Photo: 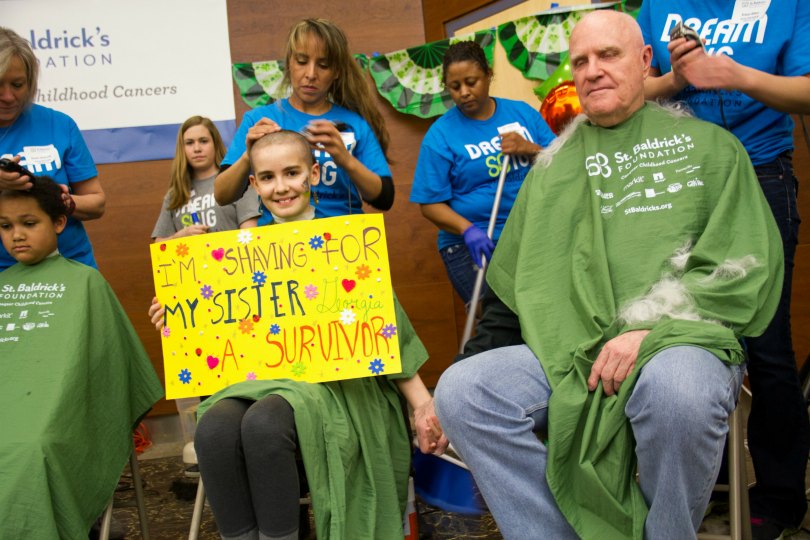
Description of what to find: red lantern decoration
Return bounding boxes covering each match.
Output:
[540,80,582,135]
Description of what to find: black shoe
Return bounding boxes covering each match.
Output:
[750,516,800,540]
[89,514,126,540]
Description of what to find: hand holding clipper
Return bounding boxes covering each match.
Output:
[669,22,705,51]
[0,157,35,191]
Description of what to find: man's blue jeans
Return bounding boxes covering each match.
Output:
[435,344,744,540]
[746,153,809,525]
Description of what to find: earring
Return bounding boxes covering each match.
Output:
[312,189,319,205]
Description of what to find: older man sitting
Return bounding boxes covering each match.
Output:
[423,9,783,540]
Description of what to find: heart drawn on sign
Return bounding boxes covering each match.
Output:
[211,248,225,261]
[341,279,356,292]
[160,244,167,251]
[324,232,332,240]
[207,355,219,369]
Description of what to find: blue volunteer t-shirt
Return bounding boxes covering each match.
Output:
[0,105,98,270]
[410,97,555,250]
[638,0,810,164]
[222,98,391,224]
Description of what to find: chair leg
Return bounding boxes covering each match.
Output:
[740,465,751,540]
[189,478,206,540]
[129,447,150,540]
[698,404,751,540]
[100,499,114,540]
[727,408,752,540]
[183,465,310,538]
[728,407,742,540]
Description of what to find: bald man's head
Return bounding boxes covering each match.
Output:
[569,10,652,127]
[572,11,645,52]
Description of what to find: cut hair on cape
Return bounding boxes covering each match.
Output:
[619,243,759,327]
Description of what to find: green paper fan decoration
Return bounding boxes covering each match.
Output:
[497,1,631,82]
[369,29,496,118]
[232,60,288,108]
[498,7,592,81]
[231,55,367,109]
[354,53,369,71]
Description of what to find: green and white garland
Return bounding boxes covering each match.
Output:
[231,1,640,117]
[368,30,495,119]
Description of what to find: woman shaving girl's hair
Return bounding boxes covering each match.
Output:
[214,18,394,220]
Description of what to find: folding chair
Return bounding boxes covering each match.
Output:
[698,404,752,540]
[99,444,150,540]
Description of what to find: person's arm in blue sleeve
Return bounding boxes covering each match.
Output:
[644,2,810,111]
[215,117,280,205]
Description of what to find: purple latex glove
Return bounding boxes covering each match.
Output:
[462,224,495,268]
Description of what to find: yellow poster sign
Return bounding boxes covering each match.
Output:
[150,214,402,399]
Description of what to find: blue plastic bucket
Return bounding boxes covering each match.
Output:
[412,450,486,515]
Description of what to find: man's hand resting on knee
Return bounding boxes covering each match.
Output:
[588,330,651,396]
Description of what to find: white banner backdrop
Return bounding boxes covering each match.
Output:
[4,0,237,163]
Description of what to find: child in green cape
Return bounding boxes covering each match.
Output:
[0,177,162,538]
[150,130,445,540]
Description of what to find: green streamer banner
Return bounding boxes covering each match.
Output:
[229,2,640,116]
[367,29,495,119]
[231,55,369,108]
[232,60,286,109]
[497,6,594,82]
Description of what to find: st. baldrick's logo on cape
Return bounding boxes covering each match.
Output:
[150,215,402,399]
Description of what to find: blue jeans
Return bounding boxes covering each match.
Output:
[746,153,810,525]
[435,344,744,540]
[440,243,486,306]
